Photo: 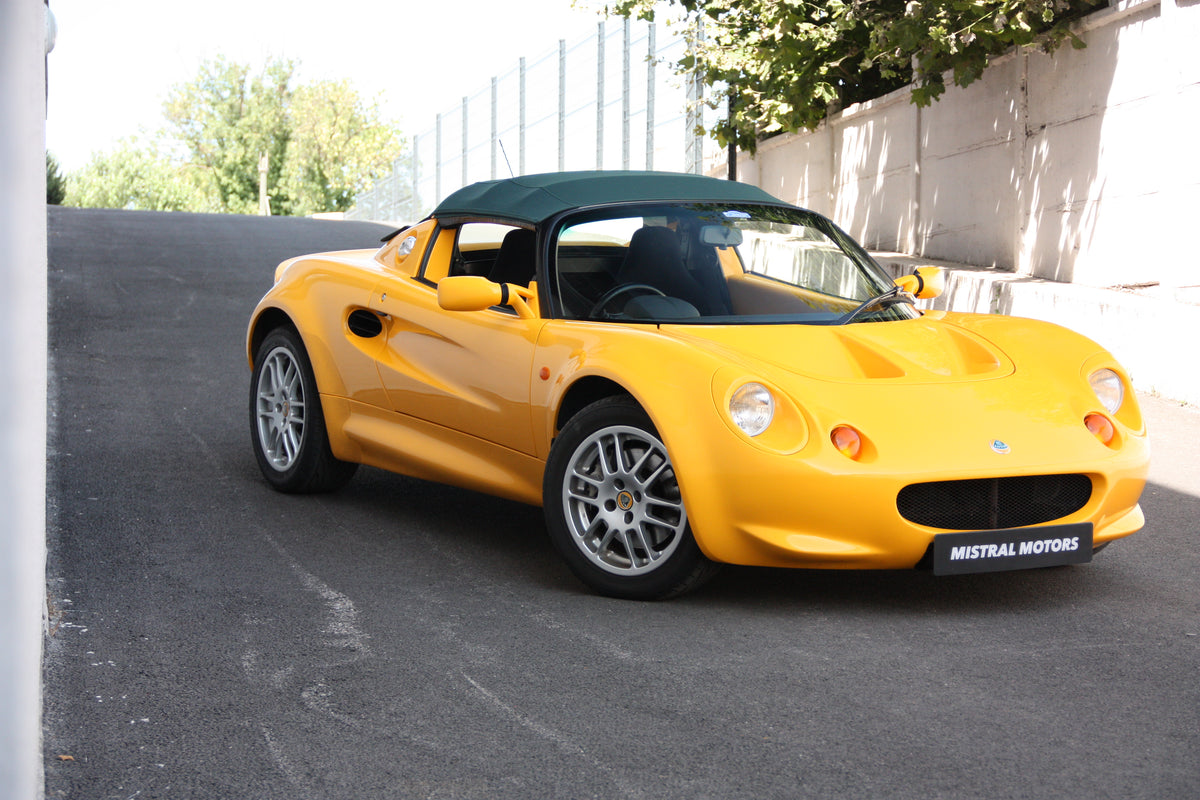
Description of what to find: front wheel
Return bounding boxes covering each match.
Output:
[249,326,357,493]
[543,396,719,599]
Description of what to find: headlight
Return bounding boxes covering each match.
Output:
[729,382,774,436]
[1089,368,1124,414]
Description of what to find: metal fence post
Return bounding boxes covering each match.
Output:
[393,158,403,220]
[596,21,605,170]
[685,17,705,174]
[435,113,442,204]
[461,96,469,188]
[490,77,498,180]
[410,134,420,220]
[558,39,566,172]
[646,23,656,171]
[622,18,631,170]
[519,56,527,176]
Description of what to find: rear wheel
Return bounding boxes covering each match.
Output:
[250,327,357,493]
[543,396,718,599]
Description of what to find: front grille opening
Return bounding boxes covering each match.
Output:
[897,474,1092,530]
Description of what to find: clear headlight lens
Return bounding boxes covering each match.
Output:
[729,382,774,436]
[1089,368,1124,414]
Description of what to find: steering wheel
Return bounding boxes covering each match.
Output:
[587,283,666,319]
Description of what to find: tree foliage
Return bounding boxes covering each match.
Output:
[164,57,295,215]
[47,152,67,205]
[68,57,405,216]
[64,137,216,212]
[283,80,403,216]
[608,0,1105,152]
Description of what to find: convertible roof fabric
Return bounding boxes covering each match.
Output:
[431,171,785,225]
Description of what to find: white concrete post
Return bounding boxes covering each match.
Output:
[0,0,50,797]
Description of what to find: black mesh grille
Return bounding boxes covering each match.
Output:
[897,474,1092,530]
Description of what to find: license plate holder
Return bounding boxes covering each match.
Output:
[933,523,1094,576]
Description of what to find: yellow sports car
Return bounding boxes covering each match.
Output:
[247,171,1148,599]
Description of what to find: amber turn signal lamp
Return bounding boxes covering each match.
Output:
[831,426,863,460]
[1085,413,1115,445]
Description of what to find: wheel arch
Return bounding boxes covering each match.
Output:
[247,306,298,368]
[554,376,635,436]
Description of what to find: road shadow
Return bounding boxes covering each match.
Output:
[265,456,1190,615]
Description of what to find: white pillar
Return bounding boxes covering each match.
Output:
[0,0,50,796]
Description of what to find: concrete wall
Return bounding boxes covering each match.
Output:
[734,0,1200,292]
[874,253,1200,406]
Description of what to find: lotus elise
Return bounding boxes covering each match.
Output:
[247,171,1148,599]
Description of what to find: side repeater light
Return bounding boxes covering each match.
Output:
[831,425,863,460]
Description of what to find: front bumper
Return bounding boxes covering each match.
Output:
[671,400,1149,571]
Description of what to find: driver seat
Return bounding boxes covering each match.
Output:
[616,226,713,314]
[488,228,537,287]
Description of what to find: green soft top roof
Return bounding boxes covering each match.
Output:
[431,171,786,225]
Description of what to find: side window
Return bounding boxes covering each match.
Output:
[420,222,519,285]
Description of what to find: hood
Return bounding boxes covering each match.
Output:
[662,316,1015,383]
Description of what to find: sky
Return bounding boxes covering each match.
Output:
[46,0,611,172]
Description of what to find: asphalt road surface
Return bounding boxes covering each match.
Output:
[43,207,1199,799]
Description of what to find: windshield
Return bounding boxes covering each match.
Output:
[550,203,919,325]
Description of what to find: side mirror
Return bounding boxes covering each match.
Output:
[894,266,944,300]
[438,275,536,319]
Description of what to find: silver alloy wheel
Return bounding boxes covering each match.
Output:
[561,424,687,576]
[254,345,306,471]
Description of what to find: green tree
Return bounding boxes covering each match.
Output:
[164,57,294,215]
[282,80,404,216]
[162,57,405,216]
[610,0,1104,153]
[64,137,217,212]
[46,152,67,205]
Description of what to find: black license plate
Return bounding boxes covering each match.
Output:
[933,523,1094,575]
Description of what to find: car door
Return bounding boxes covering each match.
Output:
[370,222,545,456]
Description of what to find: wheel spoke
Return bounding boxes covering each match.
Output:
[269,354,287,394]
[644,495,684,519]
[615,529,639,567]
[283,364,301,400]
[568,462,604,495]
[283,425,300,463]
[626,441,657,477]
[628,526,658,567]
[264,427,283,460]
[596,434,620,477]
[634,455,670,493]
[594,525,617,556]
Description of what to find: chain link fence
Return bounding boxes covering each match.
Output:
[347,16,724,223]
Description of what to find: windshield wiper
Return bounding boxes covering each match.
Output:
[836,285,915,325]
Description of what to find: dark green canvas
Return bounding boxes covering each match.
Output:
[432,171,783,225]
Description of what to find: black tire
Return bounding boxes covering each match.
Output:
[543,396,719,599]
[249,326,357,493]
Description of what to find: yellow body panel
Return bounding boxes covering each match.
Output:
[248,216,1148,573]
[526,316,1148,568]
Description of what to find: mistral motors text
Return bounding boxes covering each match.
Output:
[950,536,1082,562]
